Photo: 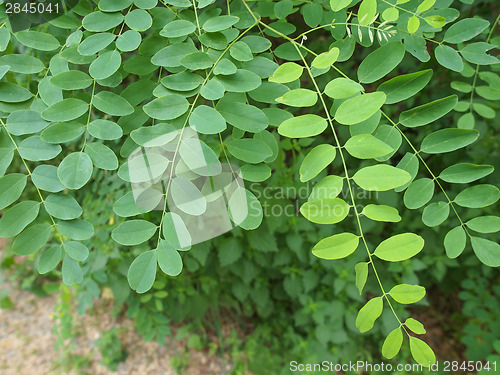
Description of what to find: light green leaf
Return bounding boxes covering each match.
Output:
[407,16,420,34]
[454,184,500,208]
[228,188,263,230]
[424,15,445,28]
[353,165,410,191]
[356,296,383,333]
[308,175,343,202]
[377,70,432,104]
[335,92,386,125]
[162,212,191,251]
[269,62,303,83]
[299,144,336,182]
[422,201,449,227]
[58,152,93,190]
[44,194,82,220]
[355,262,369,294]
[330,0,352,12]
[0,173,27,210]
[358,42,405,83]
[41,98,89,122]
[300,198,350,224]
[345,134,393,159]
[179,138,221,176]
[405,318,426,334]
[12,223,51,256]
[444,225,466,259]
[276,89,317,107]
[404,178,434,209]
[471,237,500,267]
[0,201,40,238]
[409,337,436,367]
[312,48,339,69]
[374,233,424,262]
[439,163,493,183]
[362,204,401,222]
[38,245,63,274]
[278,114,327,138]
[389,284,426,304]
[399,95,457,127]
[112,220,157,246]
[466,216,500,234]
[143,94,189,120]
[128,250,157,293]
[324,78,363,99]
[312,233,359,260]
[157,240,183,276]
[421,128,478,154]
[382,328,403,359]
[358,0,377,26]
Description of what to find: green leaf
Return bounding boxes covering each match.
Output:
[82,11,124,32]
[78,32,116,55]
[116,30,141,52]
[335,92,387,125]
[0,201,40,238]
[353,165,410,191]
[216,102,268,133]
[444,225,466,259]
[405,318,426,334]
[157,240,183,276]
[50,71,93,90]
[330,0,352,12]
[143,94,189,120]
[356,296,383,333]
[161,19,196,37]
[362,204,401,222]
[444,18,490,44]
[128,250,157,293]
[454,184,500,208]
[300,198,350,224]
[389,284,426,304]
[152,43,198,68]
[276,89,317,107]
[88,119,123,140]
[113,191,148,218]
[358,0,377,26]
[37,245,63,274]
[439,163,493,183]
[44,194,82,220]
[200,79,225,100]
[202,15,239,32]
[471,237,500,267]
[435,45,463,72]
[278,114,327,138]
[358,42,406,83]
[409,337,436,366]
[57,219,94,240]
[466,216,500,234]
[230,41,253,62]
[162,212,191,251]
[58,152,94,190]
[403,178,434,209]
[63,241,89,262]
[382,7,399,22]
[15,31,59,51]
[89,50,121,80]
[18,139,57,167]
[240,164,271,182]
[324,78,363,100]
[0,55,44,74]
[124,9,152,31]
[269,62,303,83]
[0,173,27,210]
[6,110,49,136]
[61,256,83,285]
[460,42,499,65]
[85,142,119,170]
[345,134,393,159]
[308,175,343,202]
[399,95,457,127]
[299,144,336,182]
[180,51,213,70]
[424,15,445,28]
[162,71,203,91]
[226,139,272,164]
[215,69,261,93]
[421,128,478,154]
[377,70,432,104]
[312,233,359,260]
[0,82,33,102]
[311,48,339,69]
[228,188,263,230]
[355,262,369,294]
[112,220,157,246]
[422,201,449,227]
[41,98,89,122]
[31,165,65,193]
[12,224,51,255]
[100,0,133,11]
[41,122,85,144]
[93,92,134,116]
[374,233,424,262]
[382,328,403,359]
[179,138,221,176]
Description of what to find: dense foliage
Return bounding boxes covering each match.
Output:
[0,0,499,373]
